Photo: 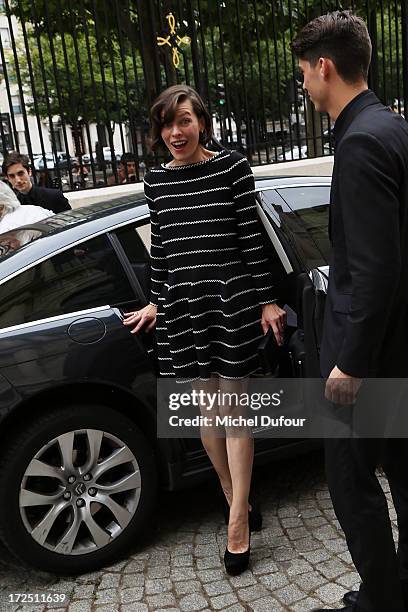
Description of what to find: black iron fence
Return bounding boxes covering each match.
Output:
[0,0,406,190]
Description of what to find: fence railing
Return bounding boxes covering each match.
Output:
[0,0,405,191]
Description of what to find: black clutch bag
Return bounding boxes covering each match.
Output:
[258,328,280,374]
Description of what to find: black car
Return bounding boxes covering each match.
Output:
[0,176,331,574]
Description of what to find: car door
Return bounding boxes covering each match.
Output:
[109,218,158,366]
[0,231,155,396]
[270,183,331,376]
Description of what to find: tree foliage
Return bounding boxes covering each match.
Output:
[6,0,404,148]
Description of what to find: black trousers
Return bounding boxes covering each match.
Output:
[324,437,408,612]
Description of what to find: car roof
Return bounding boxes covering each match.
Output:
[254,175,331,189]
[0,175,331,282]
[0,194,148,282]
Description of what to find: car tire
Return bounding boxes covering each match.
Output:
[0,404,157,574]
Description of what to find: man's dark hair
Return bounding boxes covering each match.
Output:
[2,151,30,175]
[120,152,138,165]
[291,11,372,83]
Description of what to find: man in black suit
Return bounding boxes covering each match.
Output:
[2,152,71,214]
[292,11,408,612]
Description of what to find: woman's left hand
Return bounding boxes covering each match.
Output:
[261,303,287,346]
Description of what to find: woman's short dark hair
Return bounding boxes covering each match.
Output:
[291,11,372,84]
[149,85,212,152]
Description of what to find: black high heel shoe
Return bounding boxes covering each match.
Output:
[221,497,262,532]
[224,533,251,575]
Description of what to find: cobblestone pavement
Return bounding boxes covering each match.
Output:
[0,450,397,612]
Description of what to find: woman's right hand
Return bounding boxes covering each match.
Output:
[122,304,157,334]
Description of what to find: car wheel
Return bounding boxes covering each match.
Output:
[0,404,157,574]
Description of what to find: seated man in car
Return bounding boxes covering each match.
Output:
[2,151,71,214]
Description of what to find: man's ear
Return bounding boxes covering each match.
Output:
[28,167,32,176]
[320,57,335,80]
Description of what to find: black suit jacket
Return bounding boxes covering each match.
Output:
[320,90,408,378]
[17,184,71,214]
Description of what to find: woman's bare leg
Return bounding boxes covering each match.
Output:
[192,377,233,504]
[219,378,253,553]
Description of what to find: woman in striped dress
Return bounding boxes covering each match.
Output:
[124,85,286,574]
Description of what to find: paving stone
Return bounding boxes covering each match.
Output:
[121,574,145,588]
[316,490,331,499]
[300,549,331,564]
[123,561,146,574]
[93,606,119,612]
[304,516,328,528]
[237,584,270,602]
[223,606,246,612]
[148,552,171,566]
[259,572,289,591]
[248,596,284,611]
[293,537,321,553]
[338,550,353,564]
[197,569,225,583]
[209,593,238,609]
[324,538,348,553]
[202,580,232,597]
[119,587,144,604]
[68,604,93,612]
[250,557,278,575]
[98,574,121,589]
[317,558,349,580]
[313,525,339,541]
[298,508,322,519]
[174,580,202,596]
[103,559,127,572]
[121,604,148,612]
[72,584,95,600]
[145,578,172,595]
[94,589,120,604]
[145,565,171,579]
[281,517,303,528]
[194,544,220,557]
[277,505,299,518]
[173,555,194,567]
[195,556,222,570]
[286,558,313,576]
[146,593,177,608]
[228,572,258,588]
[272,546,298,561]
[179,593,209,611]
[171,568,197,581]
[273,584,305,605]
[292,570,328,592]
[172,544,194,556]
[318,498,334,509]
[291,597,324,611]
[315,582,348,605]
[336,572,361,589]
[195,533,218,545]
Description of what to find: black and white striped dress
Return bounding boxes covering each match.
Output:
[144,149,276,380]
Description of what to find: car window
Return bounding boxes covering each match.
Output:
[275,186,331,270]
[277,186,330,211]
[0,234,136,329]
[113,222,151,297]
